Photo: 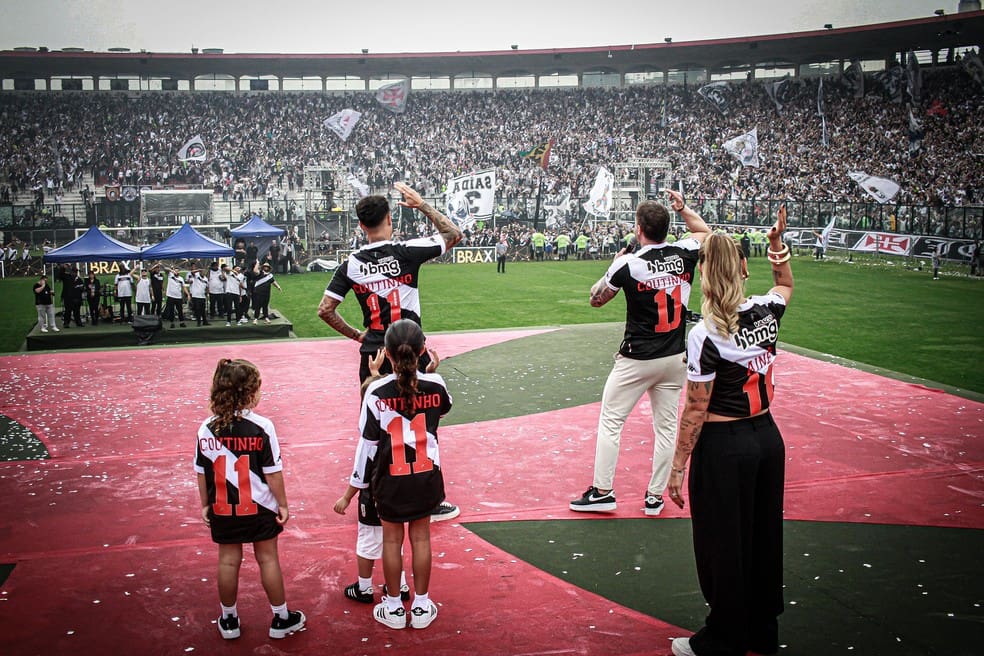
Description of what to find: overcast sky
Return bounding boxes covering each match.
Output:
[0,0,961,54]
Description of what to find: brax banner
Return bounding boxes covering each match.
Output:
[451,247,496,264]
[445,168,496,231]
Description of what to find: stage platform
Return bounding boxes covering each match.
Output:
[25,309,293,350]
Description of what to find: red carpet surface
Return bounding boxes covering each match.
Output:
[0,330,981,655]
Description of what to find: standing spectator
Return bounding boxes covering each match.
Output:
[666,206,792,656]
[115,266,136,323]
[268,239,281,274]
[135,269,153,315]
[570,190,710,516]
[187,266,210,326]
[149,264,164,316]
[195,358,306,641]
[85,270,102,325]
[60,265,85,328]
[207,261,226,319]
[221,263,243,326]
[932,246,942,280]
[33,274,59,333]
[163,266,189,328]
[496,235,508,274]
[250,262,281,325]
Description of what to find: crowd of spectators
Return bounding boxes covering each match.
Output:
[0,64,980,220]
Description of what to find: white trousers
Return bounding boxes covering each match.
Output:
[592,352,686,496]
[35,304,56,329]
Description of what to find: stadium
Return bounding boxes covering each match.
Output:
[0,3,982,655]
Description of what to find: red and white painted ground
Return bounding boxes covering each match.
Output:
[0,330,981,655]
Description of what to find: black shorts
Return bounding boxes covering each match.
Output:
[209,509,283,544]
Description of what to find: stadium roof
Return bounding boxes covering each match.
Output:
[1,12,982,81]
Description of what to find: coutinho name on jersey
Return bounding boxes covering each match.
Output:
[376,393,444,413]
[199,436,265,452]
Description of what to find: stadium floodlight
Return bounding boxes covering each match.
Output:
[934,8,945,15]
[824,23,833,29]
[361,48,369,54]
[664,37,672,43]
[511,44,518,50]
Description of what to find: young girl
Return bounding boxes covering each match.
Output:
[195,358,305,640]
[351,320,452,630]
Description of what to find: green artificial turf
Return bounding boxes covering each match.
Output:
[0,415,48,461]
[466,518,984,656]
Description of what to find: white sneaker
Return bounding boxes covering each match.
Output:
[52,326,60,332]
[409,600,438,629]
[226,322,231,327]
[41,327,48,333]
[373,602,407,629]
[671,637,697,656]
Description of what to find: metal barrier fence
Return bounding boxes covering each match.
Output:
[1,197,981,248]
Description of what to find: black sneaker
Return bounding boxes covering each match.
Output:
[430,501,460,523]
[217,614,240,640]
[644,493,664,516]
[269,609,305,639]
[383,583,411,601]
[343,582,374,603]
[570,486,616,512]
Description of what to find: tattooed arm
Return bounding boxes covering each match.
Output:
[589,277,618,307]
[317,294,364,342]
[666,379,713,509]
[395,181,463,250]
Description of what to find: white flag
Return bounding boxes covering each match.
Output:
[376,79,410,114]
[582,167,615,218]
[444,169,496,231]
[819,215,836,249]
[849,171,900,204]
[323,109,362,142]
[177,135,207,162]
[345,173,370,199]
[722,128,760,168]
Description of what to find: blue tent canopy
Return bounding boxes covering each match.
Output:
[42,226,141,263]
[141,223,234,260]
[230,215,285,238]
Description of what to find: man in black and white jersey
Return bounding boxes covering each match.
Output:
[318,182,463,522]
[571,189,710,516]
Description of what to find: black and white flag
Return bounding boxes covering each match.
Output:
[177,135,207,162]
[765,76,801,115]
[906,52,922,105]
[818,77,829,148]
[842,58,865,99]
[698,82,732,115]
[873,64,905,103]
[323,109,362,142]
[908,108,924,158]
[445,169,496,230]
[960,51,984,90]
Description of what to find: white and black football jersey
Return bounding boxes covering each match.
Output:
[325,236,445,353]
[352,372,452,522]
[686,292,787,417]
[194,410,283,520]
[603,239,701,359]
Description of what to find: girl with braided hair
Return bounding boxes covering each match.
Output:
[350,320,452,630]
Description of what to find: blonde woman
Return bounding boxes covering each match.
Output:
[668,206,792,656]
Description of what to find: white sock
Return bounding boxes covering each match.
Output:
[358,576,373,593]
[384,595,402,612]
[220,603,237,618]
[412,592,429,609]
[271,602,288,619]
